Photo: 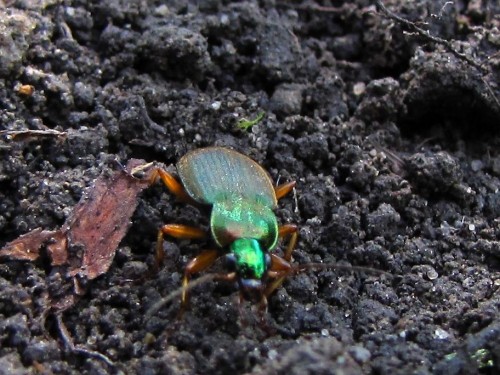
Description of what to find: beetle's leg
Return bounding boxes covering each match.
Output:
[156,224,207,268]
[264,254,292,297]
[160,224,206,239]
[182,249,221,307]
[278,224,298,261]
[150,168,198,205]
[258,295,268,316]
[268,253,292,273]
[275,181,296,200]
[213,272,237,283]
[264,224,298,297]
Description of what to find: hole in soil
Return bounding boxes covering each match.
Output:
[399,86,500,154]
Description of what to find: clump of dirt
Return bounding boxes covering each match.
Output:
[0,1,499,374]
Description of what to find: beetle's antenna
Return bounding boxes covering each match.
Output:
[289,262,393,278]
[145,273,217,321]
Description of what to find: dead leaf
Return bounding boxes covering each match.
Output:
[0,228,56,261]
[65,159,153,280]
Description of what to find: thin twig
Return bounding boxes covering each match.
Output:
[375,0,487,73]
[56,314,117,369]
[293,262,393,278]
[0,129,67,141]
[482,77,500,109]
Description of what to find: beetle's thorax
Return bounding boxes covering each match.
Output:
[210,195,278,250]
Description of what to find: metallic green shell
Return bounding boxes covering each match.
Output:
[176,147,277,208]
[210,197,278,249]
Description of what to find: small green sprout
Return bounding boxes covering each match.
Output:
[444,349,494,369]
[237,111,265,130]
[471,348,494,369]
[444,352,457,361]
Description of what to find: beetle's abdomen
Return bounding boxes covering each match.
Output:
[210,197,278,250]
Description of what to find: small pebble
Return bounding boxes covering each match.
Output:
[434,328,450,340]
[349,346,371,363]
[427,268,439,280]
[471,160,483,172]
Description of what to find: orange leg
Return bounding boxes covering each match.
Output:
[278,224,298,260]
[182,249,221,306]
[264,255,292,297]
[264,224,298,297]
[156,224,207,268]
[268,254,292,274]
[150,168,198,205]
[275,181,296,200]
[160,224,206,239]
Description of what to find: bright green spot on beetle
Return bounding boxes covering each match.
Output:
[231,238,267,279]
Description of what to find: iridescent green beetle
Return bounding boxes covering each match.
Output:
[151,147,298,309]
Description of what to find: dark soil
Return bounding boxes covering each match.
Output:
[1,1,499,374]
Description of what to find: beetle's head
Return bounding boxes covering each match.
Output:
[227,238,271,303]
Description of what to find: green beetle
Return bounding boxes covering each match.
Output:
[151,147,298,308]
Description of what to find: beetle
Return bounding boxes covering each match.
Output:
[150,147,298,310]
